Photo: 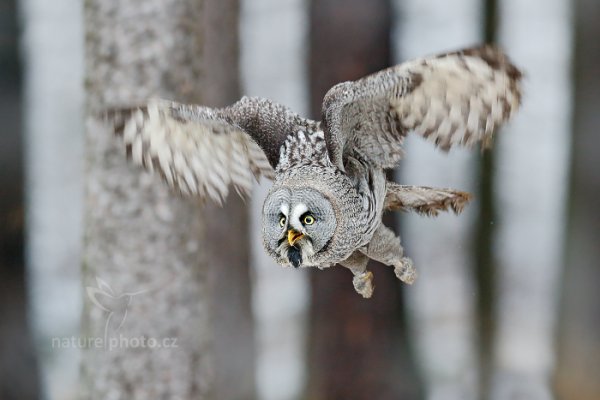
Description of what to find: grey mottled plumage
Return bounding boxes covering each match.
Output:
[106,45,522,298]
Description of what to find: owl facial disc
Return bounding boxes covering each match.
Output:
[262,186,337,268]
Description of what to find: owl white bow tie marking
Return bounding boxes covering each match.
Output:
[105,45,522,298]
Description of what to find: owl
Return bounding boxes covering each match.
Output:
[106,45,522,298]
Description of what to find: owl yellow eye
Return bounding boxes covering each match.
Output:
[279,216,286,227]
[303,214,315,225]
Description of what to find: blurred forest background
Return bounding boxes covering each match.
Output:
[0,0,599,399]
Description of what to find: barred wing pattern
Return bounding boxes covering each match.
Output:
[322,45,523,170]
[107,98,277,203]
[384,182,471,216]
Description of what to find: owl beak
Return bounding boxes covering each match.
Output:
[287,229,304,247]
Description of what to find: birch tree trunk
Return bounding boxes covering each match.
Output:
[240,1,310,399]
[20,0,83,398]
[81,1,213,398]
[492,1,573,398]
[392,1,482,399]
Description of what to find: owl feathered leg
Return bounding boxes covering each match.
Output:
[362,224,417,285]
[339,251,374,298]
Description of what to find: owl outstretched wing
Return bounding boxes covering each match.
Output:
[384,182,471,216]
[321,45,523,170]
[105,96,317,203]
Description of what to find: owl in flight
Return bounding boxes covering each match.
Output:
[107,45,522,298]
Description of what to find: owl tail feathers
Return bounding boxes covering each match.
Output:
[384,182,471,217]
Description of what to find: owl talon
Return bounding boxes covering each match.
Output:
[352,271,374,298]
[394,257,417,284]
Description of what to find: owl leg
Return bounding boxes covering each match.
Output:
[363,224,417,285]
[339,251,374,298]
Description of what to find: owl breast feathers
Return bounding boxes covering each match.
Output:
[105,45,522,298]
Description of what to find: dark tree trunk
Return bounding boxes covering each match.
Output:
[557,0,600,399]
[307,1,419,398]
[203,0,256,398]
[1,1,41,399]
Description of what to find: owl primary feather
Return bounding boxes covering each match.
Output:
[106,45,522,298]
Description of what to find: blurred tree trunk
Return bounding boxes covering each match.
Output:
[557,1,600,399]
[492,0,573,399]
[392,1,482,399]
[20,0,83,398]
[1,1,41,399]
[307,1,419,399]
[81,0,214,398]
[202,0,256,399]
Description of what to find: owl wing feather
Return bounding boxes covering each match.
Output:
[322,45,523,170]
[106,97,316,203]
[384,182,471,216]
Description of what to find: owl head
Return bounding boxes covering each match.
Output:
[262,185,337,268]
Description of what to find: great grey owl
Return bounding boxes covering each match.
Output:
[106,45,522,298]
